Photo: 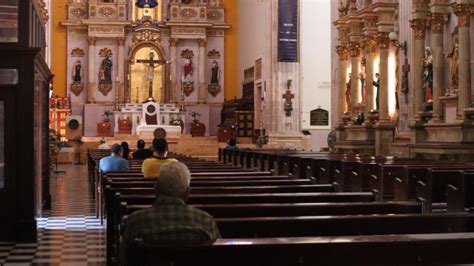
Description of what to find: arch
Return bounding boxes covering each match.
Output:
[126,38,170,103]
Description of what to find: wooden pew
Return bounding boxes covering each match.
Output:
[127,232,474,265]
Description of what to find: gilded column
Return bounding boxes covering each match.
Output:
[376,32,390,122]
[198,38,207,104]
[429,13,446,122]
[116,37,125,103]
[87,36,96,103]
[453,4,471,119]
[348,41,361,117]
[410,19,427,120]
[169,38,178,103]
[336,45,349,123]
[363,35,377,116]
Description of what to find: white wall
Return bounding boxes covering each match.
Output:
[237,0,267,97]
[300,0,332,150]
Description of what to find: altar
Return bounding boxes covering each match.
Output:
[114,101,185,138]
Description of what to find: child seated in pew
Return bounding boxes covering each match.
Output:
[121,162,221,262]
[99,144,130,173]
[142,139,177,179]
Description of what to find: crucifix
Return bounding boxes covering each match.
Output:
[136,51,171,102]
[283,79,294,117]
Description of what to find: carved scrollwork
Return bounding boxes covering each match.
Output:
[336,45,348,61]
[180,8,198,19]
[99,48,113,57]
[376,32,390,50]
[70,8,86,19]
[348,42,361,57]
[131,30,162,48]
[429,13,448,34]
[362,35,377,54]
[207,49,221,59]
[71,48,85,57]
[98,7,115,18]
[180,49,194,59]
[453,4,471,27]
[410,19,427,40]
[207,10,223,21]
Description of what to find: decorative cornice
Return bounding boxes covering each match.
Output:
[99,47,113,57]
[362,35,377,54]
[336,45,349,61]
[116,37,125,46]
[87,36,97,45]
[70,48,85,57]
[453,4,471,27]
[197,38,207,47]
[376,32,390,50]
[428,13,448,34]
[169,38,178,47]
[348,41,361,57]
[180,49,194,59]
[410,19,427,40]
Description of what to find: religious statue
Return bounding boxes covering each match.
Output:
[373,73,380,110]
[182,58,193,83]
[210,60,219,85]
[338,0,349,17]
[98,56,113,96]
[208,60,221,97]
[447,28,459,96]
[181,57,194,96]
[423,47,433,102]
[345,73,351,113]
[100,56,113,84]
[137,50,170,102]
[135,0,158,8]
[72,60,82,83]
[70,60,84,96]
[359,58,366,103]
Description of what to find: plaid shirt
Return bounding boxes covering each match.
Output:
[122,196,221,245]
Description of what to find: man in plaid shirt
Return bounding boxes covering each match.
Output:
[121,161,221,252]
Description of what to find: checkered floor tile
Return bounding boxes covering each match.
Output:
[0,164,106,265]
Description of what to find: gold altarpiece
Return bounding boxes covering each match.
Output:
[127,17,169,103]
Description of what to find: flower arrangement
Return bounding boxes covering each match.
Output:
[102,110,113,123]
[190,111,201,123]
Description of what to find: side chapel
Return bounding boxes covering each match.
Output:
[62,0,229,136]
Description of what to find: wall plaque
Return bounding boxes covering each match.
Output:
[310,108,329,126]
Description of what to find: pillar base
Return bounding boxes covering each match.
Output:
[424,121,474,143]
[267,133,305,149]
[374,121,395,156]
[409,120,428,144]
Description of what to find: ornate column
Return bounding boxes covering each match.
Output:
[169,38,178,103]
[197,38,207,104]
[87,36,96,103]
[116,37,125,103]
[376,32,390,121]
[363,35,377,115]
[429,13,447,122]
[409,19,427,120]
[453,4,471,120]
[348,41,361,117]
[336,45,349,122]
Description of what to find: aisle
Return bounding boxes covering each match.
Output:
[0,164,106,265]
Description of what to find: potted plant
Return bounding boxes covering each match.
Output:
[190,111,205,137]
[97,110,113,137]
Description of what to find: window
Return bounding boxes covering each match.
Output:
[0,0,18,43]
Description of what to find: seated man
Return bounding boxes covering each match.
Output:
[142,139,177,179]
[121,161,221,255]
[132,139,153,159]
[99,144,130,173]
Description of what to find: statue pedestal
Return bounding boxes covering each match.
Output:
[440,95,458,123]
[373,121,395,156]
[409,120,474,161]
[334,124,375,155]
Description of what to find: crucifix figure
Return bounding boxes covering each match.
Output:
[136,51,170,102]
[283,79,294,117]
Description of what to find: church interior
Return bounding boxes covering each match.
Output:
[1,0,474,265]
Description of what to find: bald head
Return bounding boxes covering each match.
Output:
[155,161,191,201]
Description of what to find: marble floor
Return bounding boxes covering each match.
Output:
[0,164,106,265]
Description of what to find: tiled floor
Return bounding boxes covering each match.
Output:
[0,164,106,266]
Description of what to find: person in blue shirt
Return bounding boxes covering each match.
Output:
[99,143,130,173]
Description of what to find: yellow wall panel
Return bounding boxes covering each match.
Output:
[222,0,238,101]
[50,1,68,97]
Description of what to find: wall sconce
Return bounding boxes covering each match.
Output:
[389,32,407,56]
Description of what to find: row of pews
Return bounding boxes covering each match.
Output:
[87,148,474,265]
